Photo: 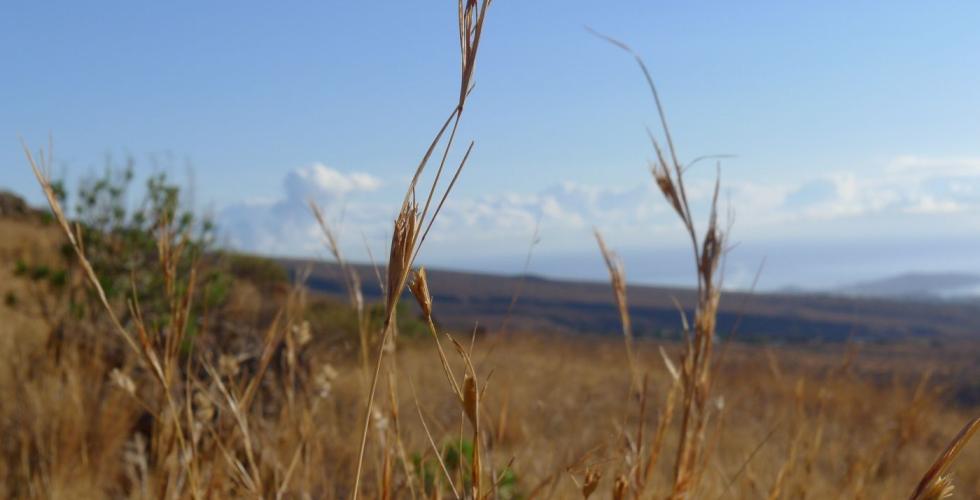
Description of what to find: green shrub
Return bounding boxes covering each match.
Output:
[20,161,233,348]
[222,252,288,288]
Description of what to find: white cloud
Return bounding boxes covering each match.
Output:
[714,155,980,229]
[903,196,965,215]
[218,155,980,267]
[219,163,388,257]
[886,155,980,177]
[285,163,381,199]
[425,181,676,252]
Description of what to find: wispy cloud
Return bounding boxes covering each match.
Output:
[430,182,669,241]
[773,156,980,221]
[218,155,980,271]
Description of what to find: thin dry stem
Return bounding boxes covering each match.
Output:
[910,416,980,500]
[350,3,493,496]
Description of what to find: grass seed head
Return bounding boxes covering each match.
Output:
[293,320,312,347]
[218,354,240,378]
[193,390,215,423]
[463,374,478,427]
[651,164,684,218]
[916,474,954,500]
[612,474,628,500]
[109,368,136,396]
[911,416,980,500]
[386,201,420,317]
[582,468,602,498]
[314,364,339,399]
[409,267,433,318]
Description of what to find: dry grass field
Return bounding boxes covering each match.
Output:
[3,2,979,499]
[1,286,978,498]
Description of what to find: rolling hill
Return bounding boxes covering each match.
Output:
[836,272,980,299]
[279,258,980,343]
[4,187,978,345]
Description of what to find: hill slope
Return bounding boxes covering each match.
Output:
[837,272,980,299]
[4,186,977,344]
[280,258,980,342]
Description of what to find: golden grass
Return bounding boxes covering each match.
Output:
[5,2,979,498]
[0,218,63,350]
[3,318,979,498]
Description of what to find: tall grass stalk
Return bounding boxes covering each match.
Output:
[592,31,729,498]
[350,1,494,497]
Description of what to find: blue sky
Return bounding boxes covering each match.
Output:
[4,1,980,290]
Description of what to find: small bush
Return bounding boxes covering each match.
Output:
[223,252,288,288]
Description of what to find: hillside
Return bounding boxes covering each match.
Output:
[4,185,978,345]
[837,272,980,299]
[279,257,980,342]
[0,191,66,348]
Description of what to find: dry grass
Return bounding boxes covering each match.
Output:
[4,2,979,499]
[2,314,978,498]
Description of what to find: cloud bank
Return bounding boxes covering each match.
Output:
[218,156,980,287]
[220,163,388,257]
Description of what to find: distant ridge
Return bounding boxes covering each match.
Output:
[836,272,980,300]
[278,258,980,342]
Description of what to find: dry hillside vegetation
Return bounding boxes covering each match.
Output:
[3,2,979,499]
[0,200,67,351]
